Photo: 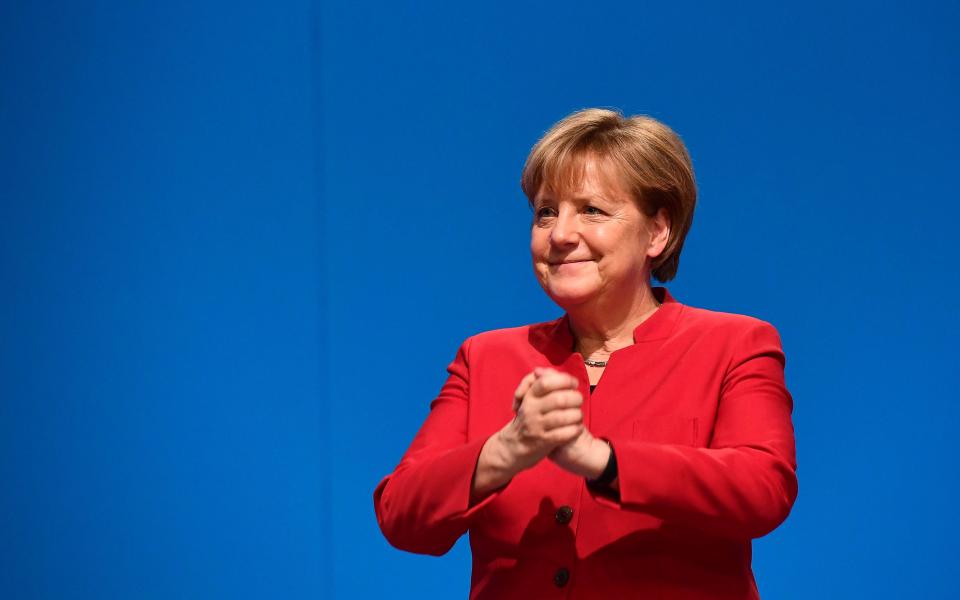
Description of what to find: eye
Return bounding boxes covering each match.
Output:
[535,206,557,220]
[583,205,605,216]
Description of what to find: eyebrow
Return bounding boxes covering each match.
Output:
[574,194,613,203]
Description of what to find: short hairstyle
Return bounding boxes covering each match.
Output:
[521,108,697,283]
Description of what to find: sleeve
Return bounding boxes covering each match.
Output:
[372,336,505,555]
[589,320,799,540]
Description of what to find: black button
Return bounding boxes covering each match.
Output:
[555,505,574,525]
[553,567,570,588]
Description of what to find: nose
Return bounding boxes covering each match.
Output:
[549,207,580,247]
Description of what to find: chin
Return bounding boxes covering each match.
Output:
[543,283,599,307]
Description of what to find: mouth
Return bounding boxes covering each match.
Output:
[548,258,593,266]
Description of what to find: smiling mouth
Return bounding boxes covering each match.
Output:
[548,259,593,266]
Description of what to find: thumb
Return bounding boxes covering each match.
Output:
[512,370,541,412]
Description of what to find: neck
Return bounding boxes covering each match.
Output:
[566,282,661,361]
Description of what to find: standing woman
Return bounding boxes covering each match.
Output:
[374,108,798,599]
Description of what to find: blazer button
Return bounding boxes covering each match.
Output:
[553,567,570,588]
[555,505,574,525]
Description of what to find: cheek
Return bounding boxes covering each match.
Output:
[530,230,549,255]
[529,234,545,274]
[593,226,631,256]
[596,226,648,267]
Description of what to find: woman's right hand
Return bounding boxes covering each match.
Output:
[497,368,585,472]
[471,368,583,503]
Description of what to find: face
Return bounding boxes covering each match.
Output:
[530,156,669,308]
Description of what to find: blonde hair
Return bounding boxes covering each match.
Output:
[521,108,697,282]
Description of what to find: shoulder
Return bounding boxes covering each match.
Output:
[675,303,785,352]
[679,303,779,335]
[452,316,564,362]
[461,318,560,349]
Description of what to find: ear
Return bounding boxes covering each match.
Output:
[646,207,671,258]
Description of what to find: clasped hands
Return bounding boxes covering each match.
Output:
[496,367,610,480]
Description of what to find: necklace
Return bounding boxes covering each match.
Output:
[581,299,662,369]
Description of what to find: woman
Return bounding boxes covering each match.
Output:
[373,108,798,599]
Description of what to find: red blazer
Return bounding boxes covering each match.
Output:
[374,287,798,599]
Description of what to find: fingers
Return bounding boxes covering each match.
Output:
[512,372,539,411]
[530,369,579,397]
[514,367,577,408]
[544,423,584,445]
[499,369,589,471]
[541,408,583,430]
[537,389,583,413]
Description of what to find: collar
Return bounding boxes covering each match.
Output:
[528,287,684,366]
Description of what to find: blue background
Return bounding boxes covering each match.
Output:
[3,1,958,598]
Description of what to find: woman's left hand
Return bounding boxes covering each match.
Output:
[549,427,610,479]
[517,368,612,479]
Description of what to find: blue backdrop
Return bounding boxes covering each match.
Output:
[3,1,958,598]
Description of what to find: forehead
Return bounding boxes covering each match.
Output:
[535,152,631,201]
